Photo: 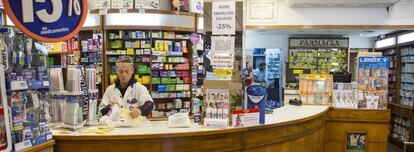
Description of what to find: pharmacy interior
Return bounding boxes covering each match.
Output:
[244,0,414,151]
[0,0,412,152]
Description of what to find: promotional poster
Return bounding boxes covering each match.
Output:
[246,85,266,124]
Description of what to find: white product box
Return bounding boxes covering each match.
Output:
[203,118,228,129]
[112,0,134,9]
[135,0,160,9]
[95,0,111,9]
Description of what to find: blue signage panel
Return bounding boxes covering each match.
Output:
[3,0,88,42]
[246,85,266,124]
[358,57,390,69]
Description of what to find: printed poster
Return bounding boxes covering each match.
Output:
[211,36,234,77]
[211,36,234,54]
[212,1,236,35]
[206,89,230,109]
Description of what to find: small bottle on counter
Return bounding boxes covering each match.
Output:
[223,109,229,119]
[217,109,223,119]
[206,108,212,118]
[212,108,218,119]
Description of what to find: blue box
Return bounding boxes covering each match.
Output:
[158,85,167,92]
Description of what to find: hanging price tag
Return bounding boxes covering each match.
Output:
[212,2,235,35]
[139,9,146,14]
[120,8,128,14]
[99,9,108,15]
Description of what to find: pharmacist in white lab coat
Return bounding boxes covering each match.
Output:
[99,56,154,120]
[253,63,267,84]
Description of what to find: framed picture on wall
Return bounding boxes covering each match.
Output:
[345,131,367,152]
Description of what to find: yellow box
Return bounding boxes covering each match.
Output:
[142,76,151,84]
[127,48,134,55]
[110,75,118,85]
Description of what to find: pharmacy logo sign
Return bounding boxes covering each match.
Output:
[3,0,88,42]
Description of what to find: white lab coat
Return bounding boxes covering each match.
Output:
[253,68,266,83]
[99,83,153,118]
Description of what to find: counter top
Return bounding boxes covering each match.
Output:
[52,105,329,139]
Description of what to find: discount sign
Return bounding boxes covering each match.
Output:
[212,2,235,35]
[3,0,88,42]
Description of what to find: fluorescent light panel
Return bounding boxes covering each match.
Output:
[398,32,414,44]
[375,37,396,48]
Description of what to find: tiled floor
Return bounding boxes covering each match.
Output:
[389,142,403,152]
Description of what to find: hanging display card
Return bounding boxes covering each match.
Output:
[212,2,235,35]
[246,85,266,124]
[211,37,234,68]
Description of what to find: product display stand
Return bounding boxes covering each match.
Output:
[79,31,104,98]
[85,65,99,125]
[49,65,85,130]
[2,33,53,151]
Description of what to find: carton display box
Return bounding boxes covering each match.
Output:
[111,0,133,9]
[152,78,161,84]
[135,0,160,9]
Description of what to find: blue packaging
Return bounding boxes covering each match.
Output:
[246,85,267,124]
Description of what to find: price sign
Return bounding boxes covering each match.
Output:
[293,70,303,74]
[213,69,233,77]
[3,0,88,42]
[212,2,235,35]
[216,24,232,30]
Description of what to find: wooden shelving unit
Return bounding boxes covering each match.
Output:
[376,32,414,151]
[97,9,202,118]
[104,29,196,118]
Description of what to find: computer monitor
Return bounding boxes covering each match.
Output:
[330,72,352,83]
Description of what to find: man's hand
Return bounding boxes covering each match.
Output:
[130,108,141,119]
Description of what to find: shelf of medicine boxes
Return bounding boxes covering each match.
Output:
[379,49,399,105]
[106,31,193,89]
[375,45,414,149]
[151,39,193,118]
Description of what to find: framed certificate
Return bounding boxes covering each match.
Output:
[246,0,278,23]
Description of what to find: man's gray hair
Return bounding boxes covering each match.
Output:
[116,56,134,70]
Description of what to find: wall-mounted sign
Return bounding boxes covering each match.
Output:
[211,36,234,77]
[213,69,232,77]
[293,69,303,74]
[3,0,88,42]
[246,0,278,24]
[290,38,349,48]
[212,1,235,35]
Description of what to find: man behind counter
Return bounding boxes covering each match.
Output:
[99,56,154,119]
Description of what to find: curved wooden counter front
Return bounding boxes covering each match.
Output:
[53,106,329,152]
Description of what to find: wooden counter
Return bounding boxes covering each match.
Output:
[51,106,390,152]
[325,108,391,152]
